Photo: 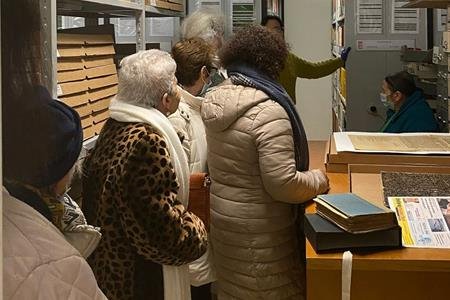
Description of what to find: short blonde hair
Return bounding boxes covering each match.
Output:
[116,50,176,108]
[180,9,225,46]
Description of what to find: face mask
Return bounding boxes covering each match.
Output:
[380,93,395,110]
[199,80,212,97]
[199,69,214,96]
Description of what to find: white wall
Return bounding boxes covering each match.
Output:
[285,0,332,140]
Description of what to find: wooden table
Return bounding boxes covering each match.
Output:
[306,141,450,300]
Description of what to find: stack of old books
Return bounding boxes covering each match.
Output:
[305,193,402,252]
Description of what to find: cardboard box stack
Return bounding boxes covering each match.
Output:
[57,33,118,140]
[146,0,184,12]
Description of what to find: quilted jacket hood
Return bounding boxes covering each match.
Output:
[201,82,270,133]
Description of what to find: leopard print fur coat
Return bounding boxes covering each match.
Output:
[82,119,208,300]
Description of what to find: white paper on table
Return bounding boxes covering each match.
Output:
[333,132,450,154]
[388,196,450,248]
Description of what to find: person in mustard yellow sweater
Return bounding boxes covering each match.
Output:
[262,15,351,103]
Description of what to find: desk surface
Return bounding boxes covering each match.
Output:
[306,141,450,272]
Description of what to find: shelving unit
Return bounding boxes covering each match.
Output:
[425,1,450,132]
[404,0,450,8]
[330,0,428,132]
[331,0,345,132]
[40,0,185,151]
[399,1,450,133]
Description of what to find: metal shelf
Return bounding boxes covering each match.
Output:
[334,86,347,108]
[58,0,143,17]
[81,135,99,158]
[403,0,450,8]
[145,5,184,18]
[43,0,186,98]
[332,15,345,26]
[332,44,342,57]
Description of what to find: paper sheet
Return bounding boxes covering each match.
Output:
[149,18,174,37]
[388,197,450,248]
[437,9,448,32]
[391,0,419,34]
[334,132,450,154]
[341,251,353,300]
[357,0,383,34]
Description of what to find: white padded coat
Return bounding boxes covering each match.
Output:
[3,188,106,300]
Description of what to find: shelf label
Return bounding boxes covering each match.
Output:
[150,0,156,6]
[356,39,415,51]
[150,18,174,37]
[357,0,383,34]
[437,9,448,32]
[391,0,419,34]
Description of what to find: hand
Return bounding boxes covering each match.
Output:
[340,47,351,65]
[311,169,330,194]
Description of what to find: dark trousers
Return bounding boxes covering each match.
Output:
[191,283,212,300]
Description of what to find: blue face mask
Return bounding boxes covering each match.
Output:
[380,93,395,110]
[199,80,212,97]
[199,68,216,96]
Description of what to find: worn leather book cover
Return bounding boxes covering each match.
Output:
[315,193,396,233]
[304,214,402,252]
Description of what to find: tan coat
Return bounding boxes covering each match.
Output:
[201,82,328,299]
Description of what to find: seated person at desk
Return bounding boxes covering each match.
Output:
[380,71,439,133]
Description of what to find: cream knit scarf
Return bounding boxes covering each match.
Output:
[109,99,191,300]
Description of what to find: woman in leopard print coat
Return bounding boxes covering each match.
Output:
[82,50,208,300]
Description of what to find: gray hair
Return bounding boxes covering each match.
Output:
[116,49,176,108]
[180,9,225,46]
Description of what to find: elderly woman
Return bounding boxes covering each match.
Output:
[169,37,216,299]
[180,9,225,54]
[170,38,215,172]
[181,9,227,92]
[3,0,105,299]
[82,50,208,300]
[201,25,329,299]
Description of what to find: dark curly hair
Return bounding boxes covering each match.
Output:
[219,25,288,79]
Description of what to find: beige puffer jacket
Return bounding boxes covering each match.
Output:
[201,82,329,299]
[169,88,216,286]
[3,188,106,300]
[169,88,208,174]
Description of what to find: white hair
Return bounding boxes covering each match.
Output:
[116,49,176,108]
[180,9,225,46]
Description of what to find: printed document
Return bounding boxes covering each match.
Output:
[388,196,450,248]
[334,132,450,154]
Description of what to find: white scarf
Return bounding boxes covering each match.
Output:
[109,99,191,300]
